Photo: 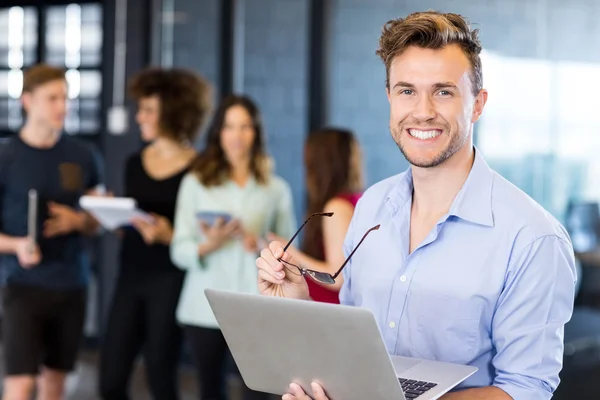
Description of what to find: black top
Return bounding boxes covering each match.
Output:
[119,152,190,278]
[0,134,103,289]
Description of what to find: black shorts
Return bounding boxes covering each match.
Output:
[2,284,87,376]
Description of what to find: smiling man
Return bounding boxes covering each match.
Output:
[256,10,577,400]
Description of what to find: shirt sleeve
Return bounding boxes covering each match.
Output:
[491,234,577,400]
[170,173,203,271]
[272,180,296,239]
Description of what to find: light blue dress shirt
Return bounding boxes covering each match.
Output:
[339,147,577,400]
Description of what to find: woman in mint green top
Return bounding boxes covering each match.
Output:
[170,95,296,400]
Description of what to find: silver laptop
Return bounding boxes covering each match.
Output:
[205,289,477,400]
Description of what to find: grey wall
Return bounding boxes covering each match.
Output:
[164,0,599,216]
[170,0,221,99]
[168,0,309,222]
[241,0,309,221]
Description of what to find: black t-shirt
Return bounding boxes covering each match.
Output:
[0,134,103,289]
[118,152,190,278]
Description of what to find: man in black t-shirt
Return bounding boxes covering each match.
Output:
[0,64,103,400]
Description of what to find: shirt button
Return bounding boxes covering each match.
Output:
[389,321,396,328]
[400,275,407,282]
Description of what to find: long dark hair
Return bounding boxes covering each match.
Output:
[192,95,271,186]
[301,128,363,260]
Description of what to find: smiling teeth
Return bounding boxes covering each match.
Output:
[409,129,441,140]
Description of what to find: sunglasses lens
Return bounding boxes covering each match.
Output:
[306,270,335,285]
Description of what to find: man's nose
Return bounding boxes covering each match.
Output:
[412,95,436,121]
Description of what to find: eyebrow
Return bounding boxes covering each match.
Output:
[392,81,459,90]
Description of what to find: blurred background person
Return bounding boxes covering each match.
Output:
[170,94,296,400]
[98,67,212,400]
[0,64,103,400]
[268,128,363,303]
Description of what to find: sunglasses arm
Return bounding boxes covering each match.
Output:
[331,224,380,280]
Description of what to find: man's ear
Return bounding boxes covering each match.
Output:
[471,89,488,123]
[21,92,31,114]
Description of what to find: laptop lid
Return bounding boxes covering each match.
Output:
[205,288,406,400]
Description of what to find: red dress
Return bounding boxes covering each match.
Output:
[306,192,361,304]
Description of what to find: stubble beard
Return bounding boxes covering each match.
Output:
[391,123,467,168]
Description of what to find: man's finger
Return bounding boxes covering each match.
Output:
[256,256,285,282]
[257,268,284,288]
[259,247,285,275]
[311,382,328,400]
[282,395,296,400]
[267,242,291,266]
[289,383,310,399]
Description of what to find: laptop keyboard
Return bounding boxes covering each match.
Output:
[398,378,438,398]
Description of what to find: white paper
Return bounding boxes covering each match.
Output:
[79,195,153,230]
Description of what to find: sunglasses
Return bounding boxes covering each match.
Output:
[278,212,380,285]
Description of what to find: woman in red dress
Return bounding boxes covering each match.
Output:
[269,127,363,303]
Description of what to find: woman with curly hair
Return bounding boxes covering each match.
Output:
[99,67,212,400]
[170,94,296,400]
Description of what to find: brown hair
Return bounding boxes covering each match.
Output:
[128,67,212,142]
[376,10,483,96]
[301,128,363,260]
[192,95,271,187]
[22,64,66,93]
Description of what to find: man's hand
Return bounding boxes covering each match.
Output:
[255,240,310,300]
[14,237,41,268]
[131,214,173,245]
[283,382,328,400]
[267,232,299,258]
[43,202,85,238]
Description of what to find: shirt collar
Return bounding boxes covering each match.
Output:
[225,173,258,190]
[387,146,494,227]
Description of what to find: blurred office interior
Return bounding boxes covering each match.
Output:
[1,0,600,398]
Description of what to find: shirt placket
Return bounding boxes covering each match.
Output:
[383,250,422,354]
[383,213,447,355]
